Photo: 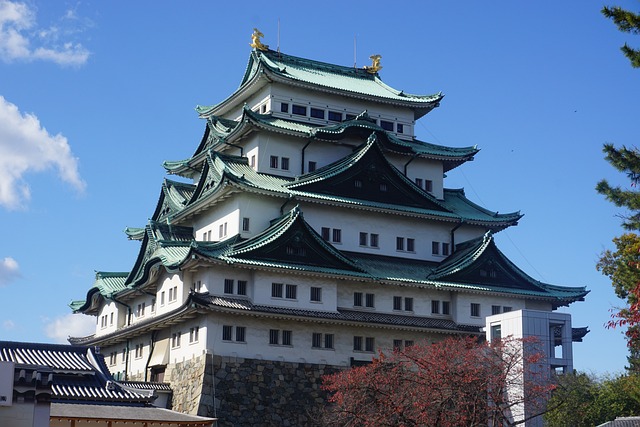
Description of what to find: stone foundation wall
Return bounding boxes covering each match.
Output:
[166,354,343,427]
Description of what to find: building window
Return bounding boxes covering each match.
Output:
[222,326,246,342]
[492,305,501,315]
[324,334,334,349]
[393,296,402,310]
[442,242,450,256]
[219,222,227,238]
[310,107,325,119]
[280,102,289,113]
[151,298,156,312]
[237,280,247,296]
[359,232,368,246]
[270,155,279,168]
[281,157,290,171]
[404,297,414,312]
[332,228,342,243]
[110,312,114,326]
[308,161,317,172]
[109,352,117,365]
[285,284,297,300]
[425,180,433,193]
[172,332,181,348]
[224,279,234,294]
[354,292,363,307]
[321,227,330,240]
[282,330,292,346]
[161,291,165,306]
[312,332,322,348]
[397,237,414,252]
[353,336,363,351]
[208,230,212,241]
[379,182,388,192]
[292,104,307,116]
[503,306,512,313]
[250,155,256,168]
[407,238,415,252]
[242,217,250,232]
[471,303,481,317]
[310,286,322,302]
[397,237,404,251]
[397,123,404,133]
[135,344,143,359]
[442,301,450,315]
[189,326,199,343]
[415,178,423,188]
[328,111,342,122]
[432,300,440,314]
[365,293,375,308]
[393,339,403,350]
[365,337,375,352]
[137,302,145,317]
[354,179,362,188]
[432,241,440,255]
[272,283,283,298]
[370,234,379,248]
[405,340,414,348]
[380,120,394,131]
[269,329,279,345]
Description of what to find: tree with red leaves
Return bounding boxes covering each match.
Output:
[321,336,554,427]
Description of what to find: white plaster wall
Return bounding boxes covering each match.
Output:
[251,271,338,311]
[387,154,445,199]
[452,293,527,326]
[155,273,184,316]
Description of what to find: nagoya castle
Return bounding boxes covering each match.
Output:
[69,29,588,426]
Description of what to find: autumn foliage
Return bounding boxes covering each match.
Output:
[321,336,554,427]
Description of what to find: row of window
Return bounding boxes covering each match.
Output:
[202,218,252,241]
[279,102,406,134]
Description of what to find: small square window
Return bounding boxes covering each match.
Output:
[310,107,325,119]
[405,340,414,348]
[370,234,379,248]
[442,301,450,315]
[222,325,232,341]
[365,293,375,308]
[380,120,394,131]
[324,334,334,349]
[312,332,322,348]
[432,300,440,314]
[280,102,289,113]
[321,227,330,241]
[442,242,450,256]
[292,104,307,116]
[393,296,402,310]
[354,179,362,188]
[397,237,405,251]
[425,180,433,193]
[393,339,403,350]
[471,303,481,317]
[415,178,423,188]
[224,279,234,294]
[353,336,363,351]
[359,232,368,246]
[379,182,388,192]
[328,111,342,122]
[270,156,279,169]
[405,297,414,311]
[281,157,290,171]
[250,155,256,168]
[432,241,440,255]
[282,330,292,346]
[365,337,375,352]
[242,217,250,232]
[332,229,341,243]
[236,326,246,342]
[407,238,415,252]
[492,305,501,315]
[503,306,512,313]
[237,280,247,296]
[308,161,317,172]
[269,329,279,345]
[286,284,297,299]
[397,123,404,133]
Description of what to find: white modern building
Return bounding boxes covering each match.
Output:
[69,30,588,426]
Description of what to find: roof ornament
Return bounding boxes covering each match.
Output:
[364,54,382,74]
[250,28,269,51]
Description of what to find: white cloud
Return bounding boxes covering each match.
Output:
[44,313,95,344]
[0,96,86,210]
[0,0,90,66]
[0,256,20,286]
[3,319,15,330]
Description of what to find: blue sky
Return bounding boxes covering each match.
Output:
[0,0,638,375]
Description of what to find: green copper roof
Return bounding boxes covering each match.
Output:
[197,49,443,120]
[69,272,129,314]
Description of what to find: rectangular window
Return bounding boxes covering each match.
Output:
[312,332,322,348]
[393,339,403,350]
[359,232,368,246]
[353,336,363,351]
[365,293,375,308]
[161,291,165,306]
[432,241,440,255]
[365,337,375,352]
[328,111,342,122]
[202,232,207,241]
[242,217,250,232]
[425,180,433,193]
[471,303,481,317]
[310,107,325,119]
[405,340,414,348]
[281,157,290,171]
[332,228,342,243]
[285,284,297,300]
[237,280,247,296]
[432,300,440,314]
[370,234,379,248]
[282,330,292,346]
[270,155,279,169]
[310,286,322,302]
[222,325,233,341]
[110,312,114,325]
[393,296,402,310]
[442,242,450,256]
[219,223,227,238]
[135,344,143,359]
[380,120,394,131]
[503,306,512,313]
[354,179,362,188]
[405,297,414,311]
[189,326,199,343]
[354,292,363,307]
[324,334,334,349]
[492,305,501,315]
[397,123,404,133]
[171,286,177,302]
[292,104,307,116]
[396,237,404,251]
[269,329,279,345]
[379,182,388,192]
[172,332,181,348]
[415,178,423,188]
[280,102,289,113]
[151,298,156,312]
[272,283,283,298]
[235,326,246,342]
[224,279,234,294]
[250,155,256,168]
[308,161,317,172]
[407,238,415,252]
[208,230,212,241]
[321,227,330,241]
[442,301,450,315]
